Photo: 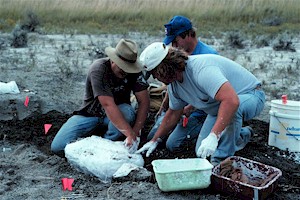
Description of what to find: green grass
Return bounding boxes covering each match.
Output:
[0,0,299,36]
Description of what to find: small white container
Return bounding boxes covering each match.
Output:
[152,158,213,192]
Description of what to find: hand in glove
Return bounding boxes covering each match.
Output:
[124,137,140,154]
[196,132,219,158]
[135,138,162,157]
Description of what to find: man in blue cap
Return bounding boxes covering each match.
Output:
[163,15,218,55]
[146,15,219,154]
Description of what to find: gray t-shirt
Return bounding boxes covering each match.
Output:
[168,54,260,115]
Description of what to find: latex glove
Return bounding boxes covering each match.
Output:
[124,137,140,154]
[136,138,162,157]
[196,132,219,158]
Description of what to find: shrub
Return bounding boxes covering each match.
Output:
[20,10,40,32]
[227,32,244,49]
[273,40,296,52]
[11,24,27,48]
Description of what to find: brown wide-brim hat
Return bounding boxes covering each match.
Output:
[105,39,142,73]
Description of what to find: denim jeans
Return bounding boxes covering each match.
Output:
[147,111,205,152]
[195,88,266,165]
[51,103,136,157]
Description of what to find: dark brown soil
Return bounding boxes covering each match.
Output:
[0,110,299,199]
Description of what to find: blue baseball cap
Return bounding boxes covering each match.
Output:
[163,15,192,45]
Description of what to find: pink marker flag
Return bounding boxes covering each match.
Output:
[61,178,74,191]
[44,124,52,135]
[24,96,29,107]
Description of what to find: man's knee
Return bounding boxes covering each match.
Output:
[166,140,180,152]
[51,141,65,157]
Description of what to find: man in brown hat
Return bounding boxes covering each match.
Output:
[51,39,150,157]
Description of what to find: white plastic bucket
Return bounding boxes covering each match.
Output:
[268,99,300,152]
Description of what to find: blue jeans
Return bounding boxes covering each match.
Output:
[147,111,205,152]
[51,103,136,157]
[195,89,266,165]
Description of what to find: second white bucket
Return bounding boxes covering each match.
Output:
[268,99,300,152]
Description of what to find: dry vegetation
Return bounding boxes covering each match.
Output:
[0,0,299,35]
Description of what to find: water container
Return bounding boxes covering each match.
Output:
[268,99,300,152]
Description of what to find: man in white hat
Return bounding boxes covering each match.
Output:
[137,42,265,165]
[51,39,150,157]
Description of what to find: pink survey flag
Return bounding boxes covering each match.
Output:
[61,178,74,191]
[24,96,29,107]
[44,124,52,134]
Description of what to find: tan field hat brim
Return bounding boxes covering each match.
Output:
[105,47,142,73]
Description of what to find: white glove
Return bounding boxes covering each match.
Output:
[196,132,219,158]
[135,138,162,157]
[124,137,140,154]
